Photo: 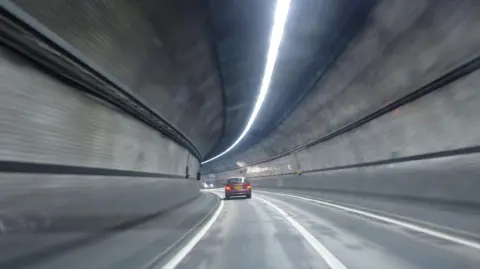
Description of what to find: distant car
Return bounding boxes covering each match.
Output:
[200,182,215,189]
[224,177,251,199]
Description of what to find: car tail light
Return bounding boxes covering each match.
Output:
[246,183,251,189]
[225,185,231,190]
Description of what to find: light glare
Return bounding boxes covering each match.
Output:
[202,0,291,164]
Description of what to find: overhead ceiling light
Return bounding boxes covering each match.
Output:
[202,0,291,164]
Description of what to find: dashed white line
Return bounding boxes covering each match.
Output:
[258,191,480,251]
[256,195,348,269]
[161,192,224,269]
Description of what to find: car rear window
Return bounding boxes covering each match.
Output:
[228,177,246,184]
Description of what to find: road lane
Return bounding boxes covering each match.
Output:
[255,188,480,238]
[173,189,480,269]
[175,191,331,269]
[256,191,480,269]
[256,191,480,250]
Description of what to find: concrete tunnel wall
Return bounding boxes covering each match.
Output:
[8,0,225,156]
[216,67,480,204]
[214,38,480,204]
[204,0,480,172]
[0,45,201,235]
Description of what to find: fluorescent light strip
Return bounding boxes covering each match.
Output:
[202,0,291,164]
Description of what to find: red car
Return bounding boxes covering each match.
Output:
[224,177,252,199]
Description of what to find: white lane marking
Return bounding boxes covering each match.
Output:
[161,192,224,269]
[258,191,480,251]
[256,195,348,269]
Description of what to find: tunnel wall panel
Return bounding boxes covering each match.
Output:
[10,0,224,156]
[295,69,480,171]
[215,67,480,205]
[218,68,480,177]
[0,44,207,264]
[0,173,202,264]
[0,46,199,176]
[249,154,480,206]
[0,45,203,239]
[204,0,480,172]
[0,174,200,230]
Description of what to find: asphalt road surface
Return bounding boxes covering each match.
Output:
[173,190,480,269]
[1,186,479,269]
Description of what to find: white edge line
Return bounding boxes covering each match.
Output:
[140,192,220,269]
[162,192,224,269]
[259,191,480,251]
[256,195,348,269]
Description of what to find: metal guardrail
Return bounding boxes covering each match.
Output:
[0,5,202,161]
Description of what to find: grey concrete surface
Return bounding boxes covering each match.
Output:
[211,51,480,213]
[177,192,330,269]
[289,67,480,172]
[178,190,480,269]
[243,153,480,206]
[257,189,480,240]
[4,0,379,162]
[0,46,198,175]
[10,0,224,156]
[0,177,217,269]
[259,192,480,269]
[205,0,375,158]
[203,0,480,172]
[0,43,212,269]
[214,63,480,178]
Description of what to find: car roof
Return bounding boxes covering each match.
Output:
[227,177,248,182]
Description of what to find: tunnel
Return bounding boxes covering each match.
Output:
[1,0,480,268]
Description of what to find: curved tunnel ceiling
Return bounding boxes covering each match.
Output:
[204,0,276,159]
[203,0,480,173]
[13,0,377,165]
[204,0,377,167]
[12,0,226,157]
